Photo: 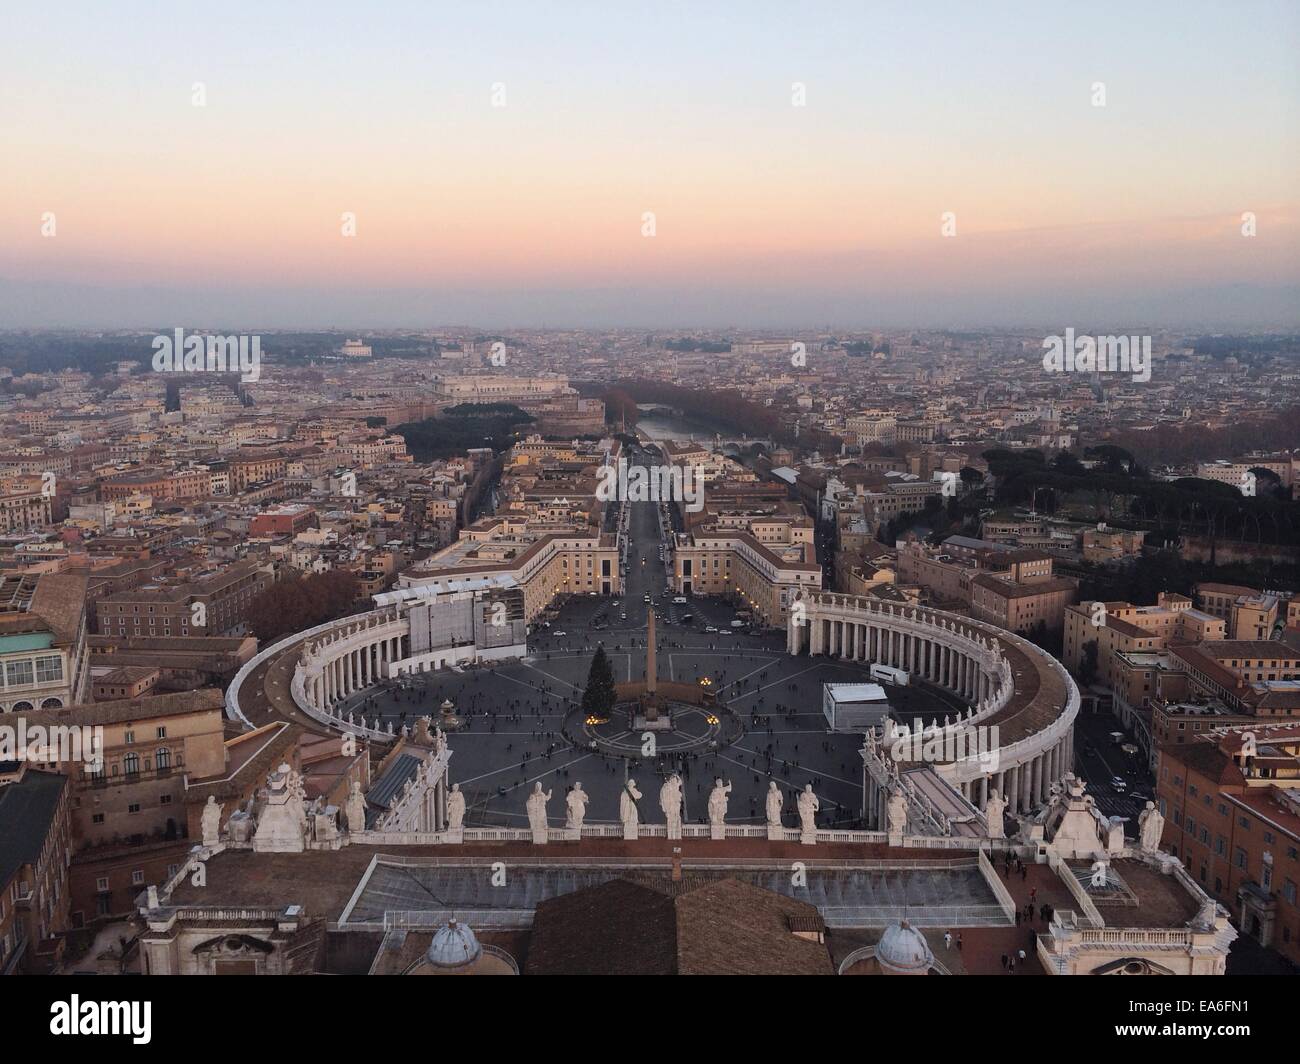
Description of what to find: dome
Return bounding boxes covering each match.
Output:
[425,919,482,968]
[875,920,934,975]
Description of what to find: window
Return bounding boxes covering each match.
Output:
[35,656,63,684]
[123,753,140,776]
[131,870,144,886]
[95,877,109,892]
[4,660,33,688]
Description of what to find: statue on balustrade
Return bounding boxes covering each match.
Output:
[620,778,643,832]
[566,782,588,830]
[765,781,784,827]
[797,784,819,835]
[660,774,684,836]
[1137,801,1165,854]
[201,795,223,847]
[707,778,732,827]
[446,783,466,831]
[526,782,552,836]
[345,781,367,834]
[984,787,1006,839]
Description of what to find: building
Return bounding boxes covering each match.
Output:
[93,559,273,638]
[0,764,73,974]
[0,573,91,713]
[1156,724,1300,966]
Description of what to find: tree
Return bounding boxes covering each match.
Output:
[581,645,618,723]
[246,570,360,643]
[1079,640,1100,687]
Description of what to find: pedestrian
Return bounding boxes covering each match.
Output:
[943,930,952,950]
[1001,953,1008,970]
[956,931,963,951]
[1008,955,1016,973]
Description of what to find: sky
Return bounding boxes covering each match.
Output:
[1,0,1298,330]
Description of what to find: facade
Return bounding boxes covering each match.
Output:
[0,764,73,974]
[1156,724,1300,966]
[0,573,91,713]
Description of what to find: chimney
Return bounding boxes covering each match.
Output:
[671,848,682,883]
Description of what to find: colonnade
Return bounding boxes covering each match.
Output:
[792,593,1079,825]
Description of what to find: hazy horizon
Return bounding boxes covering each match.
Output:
[3,0,1298,330]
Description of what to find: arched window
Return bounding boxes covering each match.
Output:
[123,753,140,777]
[156,748,172,770]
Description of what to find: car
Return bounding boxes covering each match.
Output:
[553,631,568,637]
[704,625,719,633]
[672,596,688,604]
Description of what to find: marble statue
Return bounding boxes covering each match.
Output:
[620,778,642,836]
[660,774,684,837]
[797,784,819,836]
[765,781,784,827]
[527,781,552,838]
[201,795,222,847]
[984,788,1006,839]
[886,786,908,836]
[566,782,588,830]
[446,783,466,831]
[344,781,366,834]
[1137,801,1165,853]
[707,778,732,827]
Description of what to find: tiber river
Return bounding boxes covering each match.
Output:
[635,412,727,441]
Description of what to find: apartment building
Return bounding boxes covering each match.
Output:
[93,559,273,638]
[0,763,73,973]
[1157,724,1300,966]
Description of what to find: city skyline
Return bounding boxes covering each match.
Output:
[3,0,1298,328]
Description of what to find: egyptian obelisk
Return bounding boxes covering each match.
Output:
[646,605,657,698]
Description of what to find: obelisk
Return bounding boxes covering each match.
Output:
[646,605,657,697]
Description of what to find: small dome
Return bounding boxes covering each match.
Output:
[875,920,934,975]
[425,919,482,968]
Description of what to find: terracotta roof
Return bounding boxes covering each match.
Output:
[0,572,87,644]
[14,688,224,729]
[525,875,833,976]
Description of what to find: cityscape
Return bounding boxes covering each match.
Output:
[0,0,1296,1027]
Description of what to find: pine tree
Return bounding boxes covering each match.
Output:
[581,645,617,722]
